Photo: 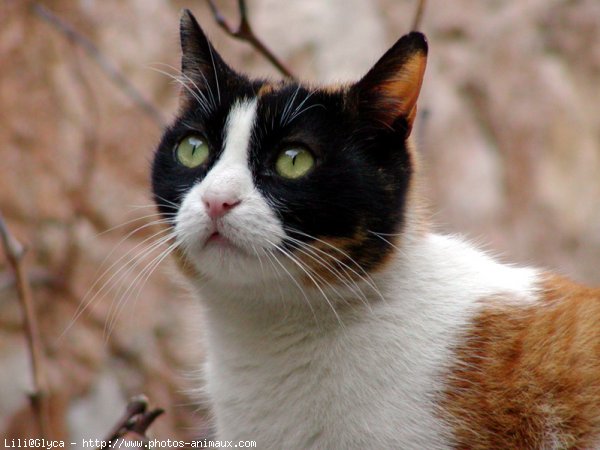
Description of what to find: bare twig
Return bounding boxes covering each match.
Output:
[99,395,148,446]
[206,0,295,80]
[97,395,164,449]
[0,211,50,437]
[130,407,166,433]
[411,0,427,31]
[0,267,57,294]
[32,3,165,126]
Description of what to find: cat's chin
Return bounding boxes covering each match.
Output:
[184,241,280,286]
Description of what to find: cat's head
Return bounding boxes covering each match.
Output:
[152,10,427,289]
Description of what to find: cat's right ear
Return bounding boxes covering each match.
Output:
[350,32,428,138]
[180,9,234,86]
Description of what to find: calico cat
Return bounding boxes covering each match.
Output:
[151,9,600,450]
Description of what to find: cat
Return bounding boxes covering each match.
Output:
[151,9,600,450]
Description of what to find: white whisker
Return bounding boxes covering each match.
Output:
[263,245,318,324]
[283,226,386,304]
[284,237,373,312]
[267,239,344,327]
[105,239,179,340]
[101,231,176,337]
[281,85,301,126]
[60,224,175,340]
[100,231,175,333]
[207,43,221,105]
[96,214,174,237]
[368,230,407,257]
[150,63,213,115]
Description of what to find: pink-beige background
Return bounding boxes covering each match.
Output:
[1,0,599,441]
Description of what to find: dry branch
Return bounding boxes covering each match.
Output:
[0,267,56,293]
[411,0,427,31]
[32,3,165,126]
[97,395,164,449]
[0,211,50,437]
[206,0,295,80]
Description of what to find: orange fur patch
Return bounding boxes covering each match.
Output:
[294,229,395,289]
[257,83,275,97]
[374,50,426,133]
[321,82,350,96]
[440,275,600,449]
[172,247,201,280]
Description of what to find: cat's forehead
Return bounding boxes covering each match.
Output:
[254,80,350,102]
[255,80,348,96]
[251,80,352,130]
[178,78,351,137]
[180,78,345,126]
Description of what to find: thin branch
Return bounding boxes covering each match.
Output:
[0,267,56,294]
[32,3,165,126]
[206,0,296,80]
[411,0,427,31]
[0,211,50,438]
[130,407,166,433]
[97,395,164,449]
[98,395,147,447]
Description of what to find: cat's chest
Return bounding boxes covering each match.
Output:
[203,310,451,449]
[197,234,541,449]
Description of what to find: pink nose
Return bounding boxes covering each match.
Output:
[203,193,241,219]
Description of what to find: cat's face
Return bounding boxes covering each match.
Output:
[152,10,427,287]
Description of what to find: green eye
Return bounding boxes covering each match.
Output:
[176,135,209,168]
[275,147,315,179]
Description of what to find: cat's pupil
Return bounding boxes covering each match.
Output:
[189,137,202,155]
[286,149,300,165]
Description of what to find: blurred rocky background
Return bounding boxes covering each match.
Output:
[1,0,599,442]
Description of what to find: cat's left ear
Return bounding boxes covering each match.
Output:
[350,32,428,137]
[179,9,235,86]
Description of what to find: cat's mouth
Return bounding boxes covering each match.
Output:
[207,231,229,245]
[203,229,244,253]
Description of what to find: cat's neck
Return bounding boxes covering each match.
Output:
[192,230,540,336]
[193,265,386,331]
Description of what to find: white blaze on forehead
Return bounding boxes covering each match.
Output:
[174,96,286,284]
[200,98,258,198]
[220,98,258,167]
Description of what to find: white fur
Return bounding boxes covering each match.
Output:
[190,236,540,449]
[175,99,285,285]
[175,99,543,449]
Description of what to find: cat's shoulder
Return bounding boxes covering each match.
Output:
[412,232,600,311]
[397,232,541,301]
[541,272,600,305]
[393,231,600,331]
[438,256,600,449]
